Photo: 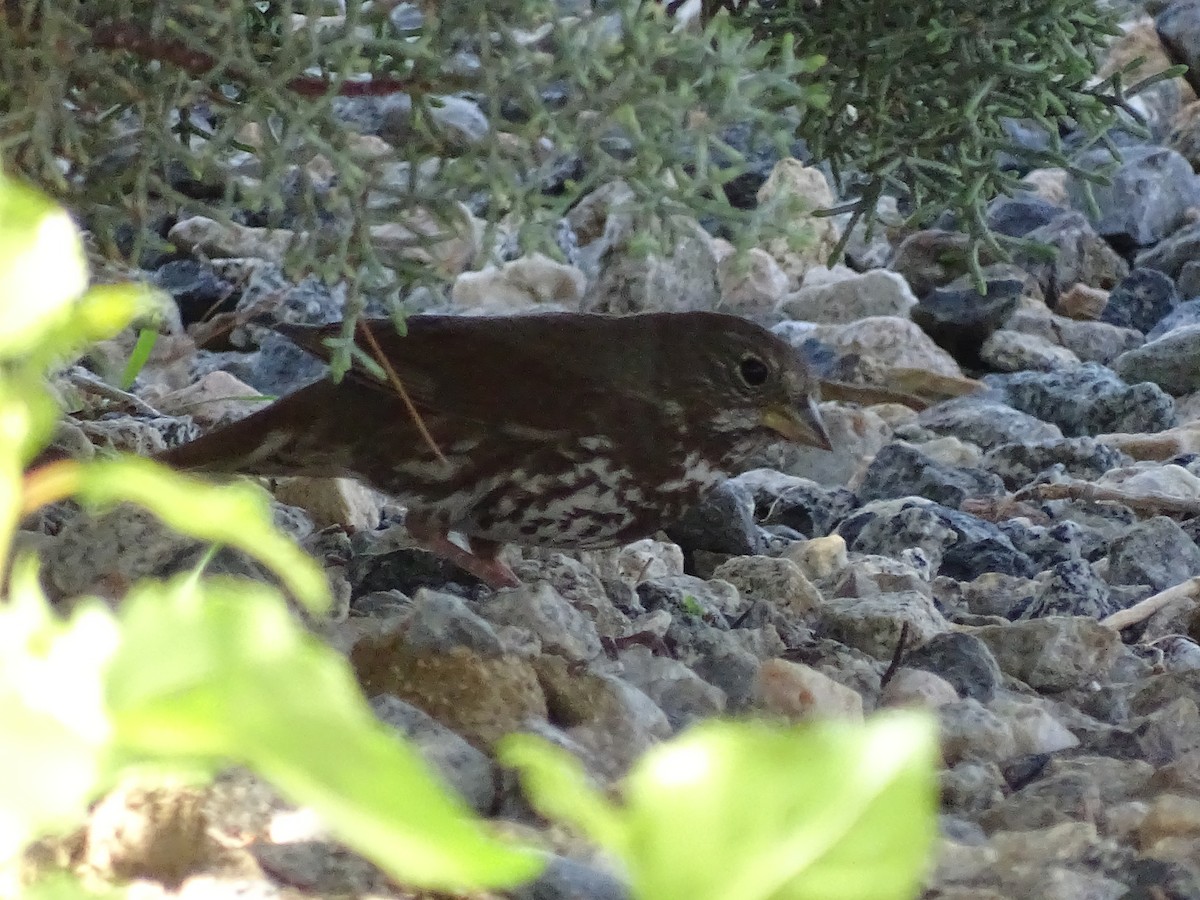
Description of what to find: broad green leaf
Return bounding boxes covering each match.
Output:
[507,716,937,900]
[496,736,624,849]
[20,872,120,900]
[121,327,160,389]
[0,559,119,861]
[0,173,87,359]
[71,457,330,613]
[0,374,59,567]
[106,576,543,891]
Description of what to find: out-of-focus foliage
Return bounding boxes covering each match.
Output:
[742,0,1161,268]
[0,0,824,292]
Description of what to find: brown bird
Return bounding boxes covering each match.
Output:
[155,311,832,587]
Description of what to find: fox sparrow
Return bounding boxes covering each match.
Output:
[156,311,831,587]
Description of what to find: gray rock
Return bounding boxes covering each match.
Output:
[402,588,504,654]
[1021,559,1117,620]
[941,761,1006,816]
[1005,304,1144,365]
[732,470,858,538]
[665,481,765,557]
[818,590,950,660]
[1147,297,1200,340]
[937,699,1018,764]
[481,583,604,663]
[915,396,1062,451]
[1107,516,1200,593]
[890,229,982,297]
[981,438,1132,490]
[1136,218,1200,278]
[776,268,917,323]
[1100,267,1180,334]
[979,328,1082,372]
[1017,211,1129,305]
[1000,520,1098,573]
[1068,145,1200,247]
[902,632,1003,703]
[618,645,726,730]
[910,274,1024,367]
[510,855,630,900]
[856,441,1006,507]
[984,363,1176,436]
[583,226,720,314]
[837,498,1036,580]
[972,617,1121,692]
[370,695,497,813]
[1114,323,1200,394]
[986,194,1069,237]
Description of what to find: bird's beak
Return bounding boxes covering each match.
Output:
[762,397,833,451]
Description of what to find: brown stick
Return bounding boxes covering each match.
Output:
[1100,577,1200,631]
[1013,480,1200,519]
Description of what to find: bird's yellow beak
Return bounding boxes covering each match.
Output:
[762,397,833,451]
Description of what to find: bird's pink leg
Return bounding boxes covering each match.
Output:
[405,518,520,589]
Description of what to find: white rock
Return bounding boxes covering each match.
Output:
[756,658,864,721]
[451,253,586,311]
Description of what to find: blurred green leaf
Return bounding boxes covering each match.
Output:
[0,172,87,360]
[0,558,119,862]
[70,457,330,613]
[0,373,59,567]
[121,328,159,390]
[106,575,544,891]
[503,715,937,900]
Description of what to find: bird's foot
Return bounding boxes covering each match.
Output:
[405,522,520,589]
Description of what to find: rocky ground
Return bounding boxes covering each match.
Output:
[21,2,1200,899]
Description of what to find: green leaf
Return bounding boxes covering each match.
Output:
[106,576,543,891]
[0,558,119,861]
[0,173,88,360]
[506,715,937,900]
[72,457,330,614]
[496,735,624,850]
[0,373,60,568]
[121,328,160,390]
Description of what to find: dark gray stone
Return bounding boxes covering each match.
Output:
[984,363,1176,436]
[1020,558,1118,620]
[154,259,237,325]
[665,481,765,557]
[910,275,1023,367]
[1108,516,1200,592]
[1101,268,1180,334]
[1136,219,1200,278]
[1114,323,1200,394]
[1147,297,1200,340]
[1068,145,1200,248]
[986,194,1069,238]
[837,499,1036,580]
[915,396,1062,451]
[510,855,630,900]
[856,442,1005,507]
[903,632,1002,702]
[1016,211,1129,306]
[370,694,498,813]
[981,437,1132,490]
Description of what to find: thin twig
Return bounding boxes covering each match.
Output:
[356,319,447,466]
[1014,480,1200,519]
[1100,577,1200,631]
[68,369,164,418]
[879,622,910,689]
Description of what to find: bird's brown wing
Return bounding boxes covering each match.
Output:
[273,314,671,435]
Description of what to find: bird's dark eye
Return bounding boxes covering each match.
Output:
[738,354,770,387]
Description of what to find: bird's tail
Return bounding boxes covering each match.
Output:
[154,378,347,478]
